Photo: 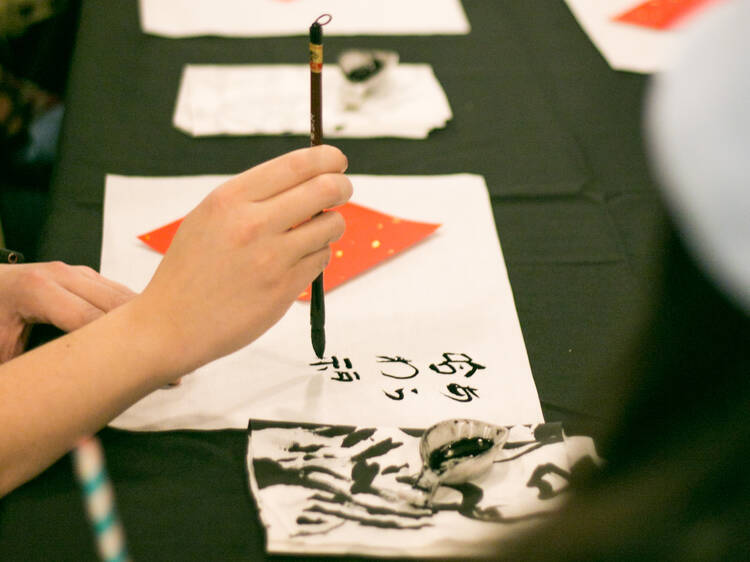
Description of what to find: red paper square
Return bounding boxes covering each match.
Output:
[613,0,716,30]
[298,202,440,300]
[136,203,441,299]
[138,218,183,253]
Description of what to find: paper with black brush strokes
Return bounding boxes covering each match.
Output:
[104,174,544,431]
[247,420,599,557]
[172,64,452,139]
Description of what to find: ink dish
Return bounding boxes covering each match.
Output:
[338,49,399,109]
[412,419,508,505]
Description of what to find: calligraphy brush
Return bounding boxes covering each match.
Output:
[309,14,331,359]
[0,248,25,263]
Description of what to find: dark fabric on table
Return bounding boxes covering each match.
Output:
[0,0,695,559]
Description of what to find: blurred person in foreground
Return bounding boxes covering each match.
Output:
[504,1,750,559]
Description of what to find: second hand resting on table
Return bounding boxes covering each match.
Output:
[0,261,135,363]
[0,145,352,496]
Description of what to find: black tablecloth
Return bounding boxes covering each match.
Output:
[1,1,668,559]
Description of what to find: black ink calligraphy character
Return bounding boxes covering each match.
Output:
[384,388,405,401]
[443,383,479,402]
[429,352,486,378]
[310,356,353,371]
[376,355,419,379]
[331,370,360,382]
[310,356,359,382]
[383,387,419,401]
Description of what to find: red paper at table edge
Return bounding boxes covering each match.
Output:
[613,0,717,30]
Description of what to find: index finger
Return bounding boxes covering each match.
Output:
[227,145,348,202]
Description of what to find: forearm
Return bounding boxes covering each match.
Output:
[0,145,350,497]
[0,298,178,496]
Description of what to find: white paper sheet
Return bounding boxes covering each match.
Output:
[173,64,452,139]
[139,0,470,38]
[247,421,599,557]
[102,173,542,431]
[564,0,715,73]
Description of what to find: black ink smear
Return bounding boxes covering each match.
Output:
[395,474,560,524]
[454,482,484,519]
[308,493,432,520]
[382,463,409,475]
[303,454,318,461]
[350,461,379,495]
[412,482,482,518]
[397,469,552,523]
[296,516,326,525]
[276,457,297,463]
[253,457,347,491]
[501,423,562,451]
[291,519,346,539]
[497,423,566,464]
[313,425,357,438]
[432,482,553,524]
[504,439,537,450]
[351,438,403,462]
[305,504,433,530]
[255,456,429,525]
[400,428,424,438]
[495,442,544,463]
[341,428,377,448]
[288,442,325,453]
[526,463,570,500]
